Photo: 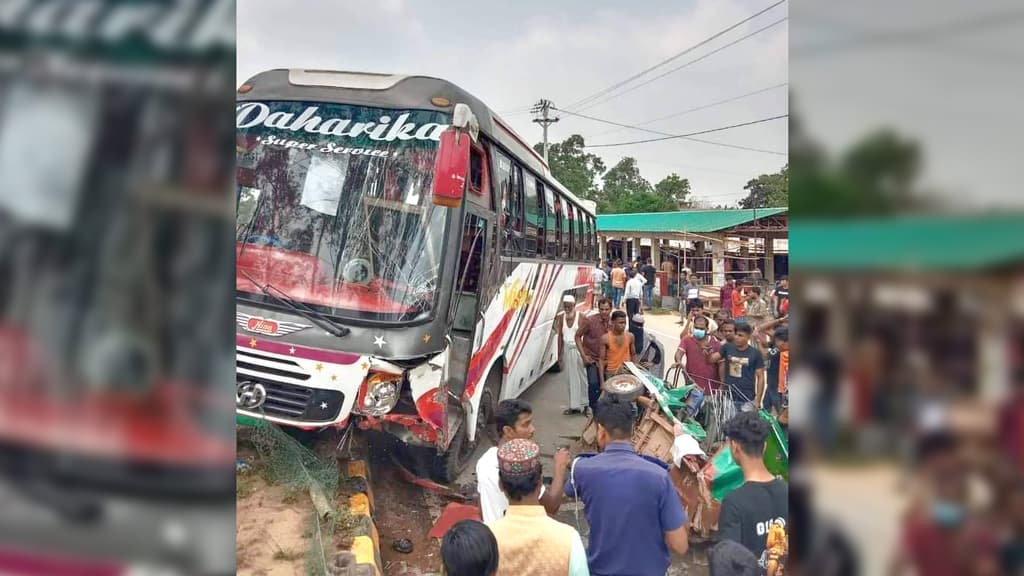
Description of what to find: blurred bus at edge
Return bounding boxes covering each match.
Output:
[0,1,236,575]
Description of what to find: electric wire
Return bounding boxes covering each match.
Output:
[563,0,788,111]
[583,114,788,149]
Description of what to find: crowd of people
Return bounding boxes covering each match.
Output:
[434,265,794,575]
[441,398,788,575]
[881,371,1024,576]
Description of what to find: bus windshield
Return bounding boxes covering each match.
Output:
[236,101,452,323]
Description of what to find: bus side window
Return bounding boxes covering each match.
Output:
[553,197,562,258]
[522,171,539,255]
[577,206,585,260]
[536,182,547,257]
[567,204,575,260]
[492,149,514,255]
[588,216,596,260]
[560,200,571,260]
[503,163,524,256]
[545,186,557,259]
[468,144,489,206]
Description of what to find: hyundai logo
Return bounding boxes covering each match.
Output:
[236,381,267,410]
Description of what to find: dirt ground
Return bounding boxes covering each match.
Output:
[374,460,445,576]
[236,441,356,576]
[236,469,309,576]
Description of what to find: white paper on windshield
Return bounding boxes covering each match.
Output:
[0,83,98,230]
[300,154,349,216]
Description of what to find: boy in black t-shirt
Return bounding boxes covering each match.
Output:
[719,322,766,412]
[718,411,788,573]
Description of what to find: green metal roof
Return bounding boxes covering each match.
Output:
[791,213,1024,271]
[596,208,787,234]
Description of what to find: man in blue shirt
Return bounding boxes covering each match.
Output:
[562,397,689,575]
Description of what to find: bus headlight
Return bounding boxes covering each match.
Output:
[358,373,401,416]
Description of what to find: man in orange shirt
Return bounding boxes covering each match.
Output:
[610,261,627,309]
[732,281,748,323]
[599,311,636,386]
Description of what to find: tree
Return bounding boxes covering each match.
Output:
[739,165,788,209]
[788,100,924,217]
[654,173,691,209]
[600,157,661,214]
[533,135,605,201]
[840,128,920,210]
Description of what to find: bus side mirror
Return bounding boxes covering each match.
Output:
[432,103,478,208]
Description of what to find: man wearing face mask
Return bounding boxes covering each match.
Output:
[560,397,689,576]
[890,430,1000,576]
[674,315,722,394]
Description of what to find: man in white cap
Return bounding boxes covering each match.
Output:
[553,294,587,415]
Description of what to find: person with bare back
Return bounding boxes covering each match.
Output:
[599,311,637,387]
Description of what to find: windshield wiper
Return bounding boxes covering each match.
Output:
[239,269,350,338]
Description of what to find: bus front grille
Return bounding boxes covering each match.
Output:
[236,349,344,422]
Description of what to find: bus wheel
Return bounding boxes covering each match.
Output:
[431,376,496,483]
[431,419,473,483]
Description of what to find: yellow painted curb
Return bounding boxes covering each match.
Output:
[348,460,375,511]
[349,492,371,516]
[341,459,382,575]
[350,536,379,574]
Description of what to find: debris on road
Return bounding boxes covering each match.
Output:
[391,538,414,554]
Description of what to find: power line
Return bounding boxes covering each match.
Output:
[563,0,788,111]
[583,114,789,149]
[587,82,788,139]
[560,107,787,155]
[604,154,770,177]
[576,15,789,112]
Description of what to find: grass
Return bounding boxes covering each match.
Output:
[272,549,304,562]
[237,474,257,499]
[281,487,302,505]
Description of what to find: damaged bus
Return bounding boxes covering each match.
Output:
[236,69,598,480]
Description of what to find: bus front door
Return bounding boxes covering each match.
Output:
[436,212,490,480]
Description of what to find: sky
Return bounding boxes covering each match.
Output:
[791,0,1024,209]
[237,0,789,208]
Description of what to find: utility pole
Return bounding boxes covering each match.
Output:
[531,99,559,163]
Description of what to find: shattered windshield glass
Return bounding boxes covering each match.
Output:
[236,101,452,322]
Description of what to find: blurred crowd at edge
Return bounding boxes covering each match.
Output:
[789,1,1024,575]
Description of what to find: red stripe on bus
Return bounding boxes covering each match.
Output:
[508,264,561,369]
[506,265,548,369]
[464,309,515,400]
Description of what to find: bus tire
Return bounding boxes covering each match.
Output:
[431,420,470,483]
[431,372,498,483]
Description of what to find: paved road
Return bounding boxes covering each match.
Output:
[457,309,708,574]
[457,310,683,485]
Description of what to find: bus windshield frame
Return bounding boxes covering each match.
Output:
[236,100,454,325]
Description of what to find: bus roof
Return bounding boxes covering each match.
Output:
[240,69,594,217]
